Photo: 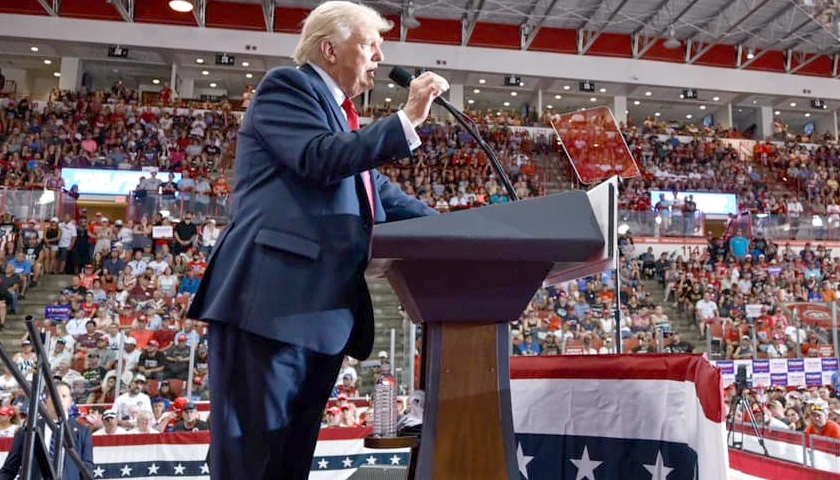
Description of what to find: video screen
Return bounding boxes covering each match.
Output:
[649,190,738,216]
[61,169,181,196]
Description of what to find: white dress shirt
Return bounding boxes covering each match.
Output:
[307,63,421,150]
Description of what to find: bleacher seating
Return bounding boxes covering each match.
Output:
[0,87,838,438]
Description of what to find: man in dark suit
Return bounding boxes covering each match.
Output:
[0,381,94,480]
[186,1,448,479]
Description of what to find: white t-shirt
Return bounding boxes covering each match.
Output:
[58,222,77,249]
[112,392,152,425]
[695,299,718,319]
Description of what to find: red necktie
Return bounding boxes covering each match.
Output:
[341,98,374,218]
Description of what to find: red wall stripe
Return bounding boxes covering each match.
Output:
[56,0,123,21]
[135,0,195,26]
[796,54,832,78]
[527,27,577,54]
[206,2,264,31]
[0,0,47,16]
[273,7,308,33]
[467,22,520,49]
[694,44,737,68]
[587,33,632,58]
[405,18,460,45]
[382,15,401,42]
[640,40,685,63]
[745,50,786,73]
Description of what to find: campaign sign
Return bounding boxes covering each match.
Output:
[752,360,770,373]
[805,372,823,387]
[769,358,788,373]
[717,361,734,375]
[787,359,805,372]
[45,305,71,321]
[770,373,788,386]
[822,358,839,371]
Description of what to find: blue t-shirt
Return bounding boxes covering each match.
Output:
[729,236,749,259]
[8,259,32,275]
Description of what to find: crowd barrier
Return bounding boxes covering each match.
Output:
[731,424,840,474]
[714,358,839,388]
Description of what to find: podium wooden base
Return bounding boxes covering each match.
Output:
[413,322,517,480]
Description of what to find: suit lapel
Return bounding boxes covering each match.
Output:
[299,64,349,133]
[299,65,378,220]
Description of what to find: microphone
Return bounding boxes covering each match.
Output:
[387,66,454,109]
[387,66,519,202]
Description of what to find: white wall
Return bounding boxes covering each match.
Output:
[1,67,28,96]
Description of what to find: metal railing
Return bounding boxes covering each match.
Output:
[0,188,77,222]
[730,422,840,473]
[751,213,840,241]
[126,191,230,222]
[618,209,707,238]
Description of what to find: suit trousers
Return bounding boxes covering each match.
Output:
[208,323,344,480]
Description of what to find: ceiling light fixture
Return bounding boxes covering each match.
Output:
[201,70,209,75]
[53,72,60,77]
[195,58,204,64]
[599,88,606,93]
[644,91,651,96]
[210,82,217,88]
[654,112,661,117]
[246,73,253,79]
[563,85,571,90]
[546,105,553,109]
[478,78,486,84]
[473,89,480,94]
[30,46,39,52]
[712,96,720,101]
[388,83,394,88]
[805,113,811,117]
[152,79,161,85]
[633,100,640,105]
[590,97,597,102]
[503,101,510,107]
[385,97,392,102]
[774,111,780,115]
[699,105,706,110]
[43,59,52,65]
[790,102,797,107]
[467,99,475,104]
[686,114,693,119]
[511,92,517,97]
[554,94,561,100]
[169,0,194,13]
[241,61,250,67]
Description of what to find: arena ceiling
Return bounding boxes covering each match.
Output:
[0,0,837,132]
[0,0,838,76]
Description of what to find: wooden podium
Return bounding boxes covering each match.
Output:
[365,184,617,479]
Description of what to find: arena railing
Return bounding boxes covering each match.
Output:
[618,209,706,237]
[751,213,840,241]
[126,191,230,223]
[730,422,840,473]
[0,188,77,222]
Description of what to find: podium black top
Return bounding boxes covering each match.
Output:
[372,190,605,263]
[368,190,609,323]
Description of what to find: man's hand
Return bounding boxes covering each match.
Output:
[401,72,449,128]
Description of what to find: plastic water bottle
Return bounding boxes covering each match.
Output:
[373,363,398,437]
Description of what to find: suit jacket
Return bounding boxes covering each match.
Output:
[187,64,436,360]
[0,418,94,480]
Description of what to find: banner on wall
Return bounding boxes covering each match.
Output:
[715,358,839,388]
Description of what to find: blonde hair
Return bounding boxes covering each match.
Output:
[293,1,393,66]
